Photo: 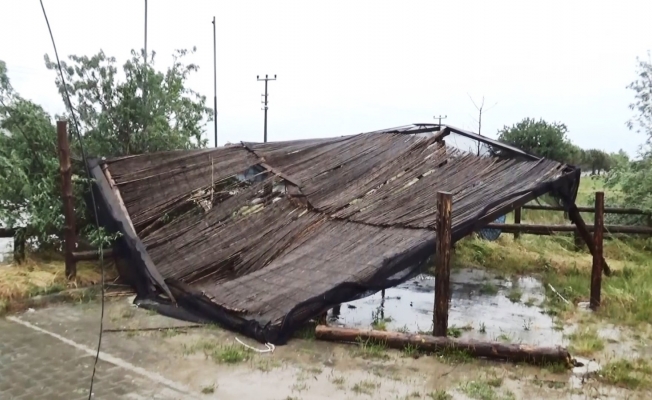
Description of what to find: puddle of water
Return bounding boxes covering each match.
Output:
[334,268,564,347]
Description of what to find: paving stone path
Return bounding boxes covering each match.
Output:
[0,316,190,400]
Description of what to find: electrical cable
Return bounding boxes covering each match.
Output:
[38,2,105,399]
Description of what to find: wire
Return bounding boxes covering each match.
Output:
[38,2,105,399]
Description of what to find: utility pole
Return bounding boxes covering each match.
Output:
[212,17,218,147]
[468,94,497,155]
[257,74,276,143]
[434,115,447,127]
[144,0,148,63]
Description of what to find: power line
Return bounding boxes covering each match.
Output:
[257,74,276,143]
[38,2,106,400]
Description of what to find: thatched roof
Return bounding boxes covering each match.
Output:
[89,124,580,343]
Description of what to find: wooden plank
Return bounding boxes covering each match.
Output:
[514,207,522,240]
[434,191,452,337]
[57,120,76,279]
[101,163,136,235]
[590,192,604,310]
[523,204,651,216]
[484,223,652,235]
[568,206,611,276]
[0,228,16,238]
[72,248,114,261]
[315,325,572,366]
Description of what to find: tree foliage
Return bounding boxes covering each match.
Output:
[496,118,574,163]
[0,48,211,248]
[44,48,212,156]
[605,53,652,217]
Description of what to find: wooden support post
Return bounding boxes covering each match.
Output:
[13,231,25,264]
[434,191,452,337]
[568,206,611,276]
[590,192,604,310]
[514,207,521,240]
[57,120,76,279]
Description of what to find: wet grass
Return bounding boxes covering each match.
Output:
[183,340,253,364]
[600,358,652,389]
[352,337,388,359]
[428,390,452,400]
[201,384,215,394]
[351,380,379,395]
[479,282,499,295]
[0,254,114,305]
[452,212,652,328]
[436,347,472,365]
[506,287,522,303]
[459,376,517,400]
[566,327,605,356]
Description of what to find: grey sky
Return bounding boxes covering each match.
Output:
[2,0,651,155]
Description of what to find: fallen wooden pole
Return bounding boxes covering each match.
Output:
[484,223,652,235]
[522,204,651,216]
[72,248,114,261]
[315,325,572,366]
[590,192,604,310]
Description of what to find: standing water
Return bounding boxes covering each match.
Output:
[334,268,564,347]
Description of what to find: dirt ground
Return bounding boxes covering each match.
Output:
[1,293,649,400]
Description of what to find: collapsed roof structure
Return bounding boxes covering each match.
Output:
[88,124,583,344]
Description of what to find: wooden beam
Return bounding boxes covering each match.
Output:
[57,120,76,279]
[514,207,522,240]
[101,163,136,235]
[434,191,452,337]
[523,204,651,216]
[484,223,652,235]
[315,325,572,366]
[72,248,114,261]
[590,192,604,310]
[568,206,611,276]
[0,228,16,238]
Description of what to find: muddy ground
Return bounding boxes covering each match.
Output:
[3,267,649,399]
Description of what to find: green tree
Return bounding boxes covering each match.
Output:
[0,48,212,248]
[44,48,212,156]
[0,60,86,247]
[583,149,612,175]
[496,118,574,163]
[605,54,652,217]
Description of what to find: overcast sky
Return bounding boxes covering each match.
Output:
[1,0,651,155]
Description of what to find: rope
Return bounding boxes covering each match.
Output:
[235,337,275,353]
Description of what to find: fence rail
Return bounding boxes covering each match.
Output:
[522,204,652,216]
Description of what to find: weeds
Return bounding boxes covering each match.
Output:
[428,390,452,400]
[402,343,420,358]
[479,282,499,295]
[600,358,652,389]
[479,322,486,333]
[352,337,388,359]
[351,380,379,395]
[507,288,522,303]
[437,347,472,365]
[447,326,462,338]
[201,385,215,394]
[184,340,252,364]
[566,327,604,356]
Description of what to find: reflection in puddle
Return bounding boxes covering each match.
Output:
[334,268,565,347]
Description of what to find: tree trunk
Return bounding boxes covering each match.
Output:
[315,325,572,366]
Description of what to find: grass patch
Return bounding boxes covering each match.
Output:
[184,340,252,364]
[351,380,379,395]
[600,358,652,389]
[460,379,514,400]
[0,255,113,305]
[428,390,452,400]
[330,375,346,388]
[293,322,316,340]
[437,347,472,365]
[506,287,522,303]
[566,327,604,356]
[479,282,499,295]
[402,343,420,358]
[201,385,215,394]
[447,326,462,338]
[451,190,652,328]
[352,337,388,359]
